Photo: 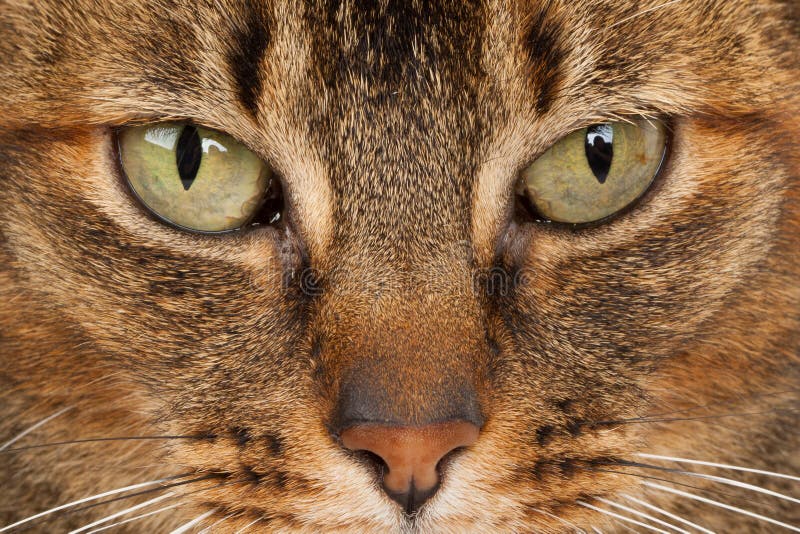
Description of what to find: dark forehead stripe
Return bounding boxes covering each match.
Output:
[227,1,272,120]
[525,4,565,114]
[305,0,485,95]
[301,0,488,245]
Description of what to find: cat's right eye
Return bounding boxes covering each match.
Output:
[118,123,278,233]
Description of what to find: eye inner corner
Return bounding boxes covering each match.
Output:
[514,188,547,224]
[250,173,285,227]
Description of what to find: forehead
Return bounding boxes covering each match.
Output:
[1,0,767,255]
[3,0,762,130]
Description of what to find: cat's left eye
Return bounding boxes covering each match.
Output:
[118,123,278,233]
[517,118,667,225]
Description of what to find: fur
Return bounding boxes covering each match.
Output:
[0,0,798,531]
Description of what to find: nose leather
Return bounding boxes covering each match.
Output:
[340,420,480,512]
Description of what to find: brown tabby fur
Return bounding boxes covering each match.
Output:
[0,0,798,532]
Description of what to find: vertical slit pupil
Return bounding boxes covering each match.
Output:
[585,123,613,184]
[176,125,202,190]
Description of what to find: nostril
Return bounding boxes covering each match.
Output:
[353,449,388,477]
[435,445,468,474]
[339,421,480,514]
[347,440,438,514]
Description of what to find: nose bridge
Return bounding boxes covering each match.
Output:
[329,159,475,264]
[322,284,486,430]
[336,352,483,429]
[322,90,479,260]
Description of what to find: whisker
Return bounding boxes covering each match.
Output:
[0,407,73,451]
[66,475,224,518]
[235,517,263,533]
[619,494,716,534]
[528,507,587,533]
[593,408,798,428]
[609,389,799,425]
[636,454,800,483]
[651,468,798,504]
[587,462,787,519]
[169,510,216,534]
[594,498,690,533]
[69,492,176,534]
[83,503,183,534]
[1,435,214,454]
[11,475,219,533]
[0,474,191,532]
[609,0,687,28]
[579,465,737,497]
[643,482,800,532]
[577,501,672,533]
[72,479,242,533]
[634,388,800,419]
[198,513,236,534]
[606,459,800,504]
[74,476,246,534]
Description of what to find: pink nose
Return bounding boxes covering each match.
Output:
[340,421,480,513]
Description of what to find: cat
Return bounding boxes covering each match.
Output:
[0,0,798,532]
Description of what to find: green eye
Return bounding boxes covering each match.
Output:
[118,123,275,232]
[518,118,667,224]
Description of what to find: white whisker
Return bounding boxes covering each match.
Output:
[529,507,587,533]
[0,406,73,451]
[595,498,689,533]
[84,503,183,534]
[0,475,186,532]
[69,492,175,533]
[609,0,687,28]
[591,528,604,534]
[674,470,799,505]
[637,454,800,482]
[619,494,716,534]
[643,482,800,532]
[577,501,672,533]
[235,517,263,533]
[198,513,235,533]
[170,510,216,534]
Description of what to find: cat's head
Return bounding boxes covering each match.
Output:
[1,0,798,532]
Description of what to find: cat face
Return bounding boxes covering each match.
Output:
[1,0,798,532]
